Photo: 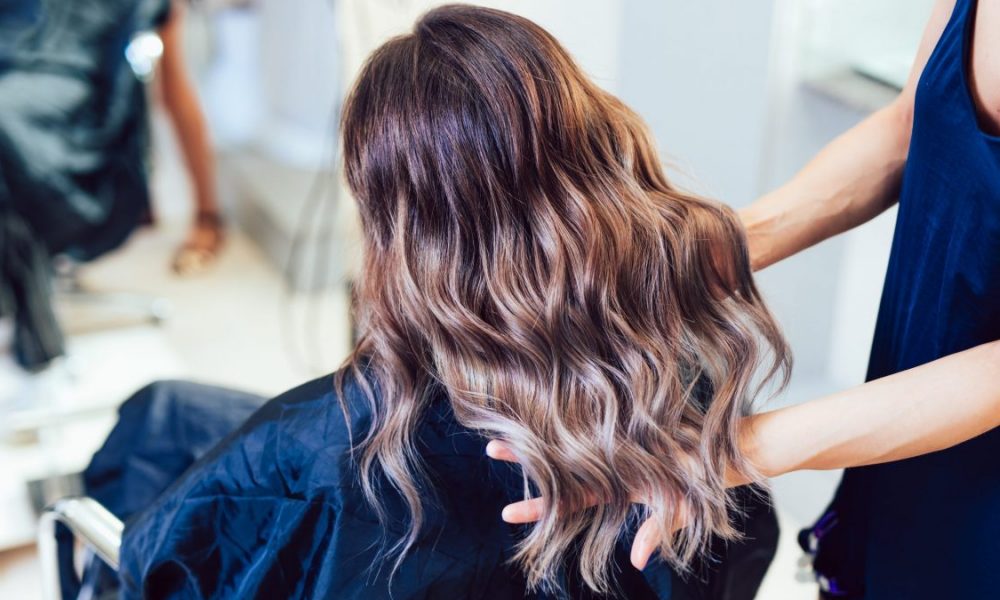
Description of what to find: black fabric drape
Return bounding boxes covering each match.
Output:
[0,0,170,369]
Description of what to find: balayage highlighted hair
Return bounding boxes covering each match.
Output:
[337,4,789,594]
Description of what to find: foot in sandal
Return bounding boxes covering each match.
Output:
[172,212,225,276]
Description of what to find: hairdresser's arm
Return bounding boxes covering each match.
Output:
[490,340,1000,502]
[740,0,954,270]
[733,339,1000,484]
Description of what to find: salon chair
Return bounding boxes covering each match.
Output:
[38,497,123,600]
[32,379,268,600]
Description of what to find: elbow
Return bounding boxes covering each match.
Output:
[987,340,1000,370]
[888,92,916,157]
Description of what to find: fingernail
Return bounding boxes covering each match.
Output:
[485,441,498,458]
[501,505,514,522]
[631,535,649,570]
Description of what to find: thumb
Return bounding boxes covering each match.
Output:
[630,517,658,570]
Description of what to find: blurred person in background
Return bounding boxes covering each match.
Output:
[0,0,222,369]
[159,0,226,276]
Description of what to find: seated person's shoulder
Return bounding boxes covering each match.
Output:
[118,370,378,595]
[187,369,373,500]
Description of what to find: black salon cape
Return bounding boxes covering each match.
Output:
[118,372,673,599]
[0,0,170,368]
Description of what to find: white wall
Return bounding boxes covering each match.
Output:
[245,0,622,166]
[618,0,778,207]
[257,0,341,166]
[614,0,913,386]
[483,0,623,92]
[755,87,870,381]
[615,0,839,380]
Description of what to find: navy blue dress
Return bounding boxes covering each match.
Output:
[808,0,1000,597]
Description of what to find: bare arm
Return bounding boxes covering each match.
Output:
[740,0,955,270]
[493,341,1000,506]
[158,0,219,216]
[741,340,1000,482]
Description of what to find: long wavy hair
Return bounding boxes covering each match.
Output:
[337,4,789,594]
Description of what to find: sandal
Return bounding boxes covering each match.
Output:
[172,211,225,275]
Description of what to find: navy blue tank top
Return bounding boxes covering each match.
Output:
[823,0,1000,598]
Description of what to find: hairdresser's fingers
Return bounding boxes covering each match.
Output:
[630,501,692,570]
[485,440,519,463]
[630,517,658,570]
[500,491,606,524]
[501,497,545,523]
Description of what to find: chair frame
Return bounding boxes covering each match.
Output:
[37,497,123,600]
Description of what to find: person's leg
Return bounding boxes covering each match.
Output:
[158,1,225,275]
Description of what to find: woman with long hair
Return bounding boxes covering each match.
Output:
[116,5,1000,599]
[336,3,790,594]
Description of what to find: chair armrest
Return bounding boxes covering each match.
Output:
[38,497,123,600]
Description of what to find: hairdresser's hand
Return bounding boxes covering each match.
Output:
[485,440,681,570]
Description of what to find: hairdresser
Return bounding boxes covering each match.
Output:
[743,1,998,597]
[492,1,999,598]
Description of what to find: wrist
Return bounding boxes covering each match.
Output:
[737,202,777,271]
[732,414,783,486]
